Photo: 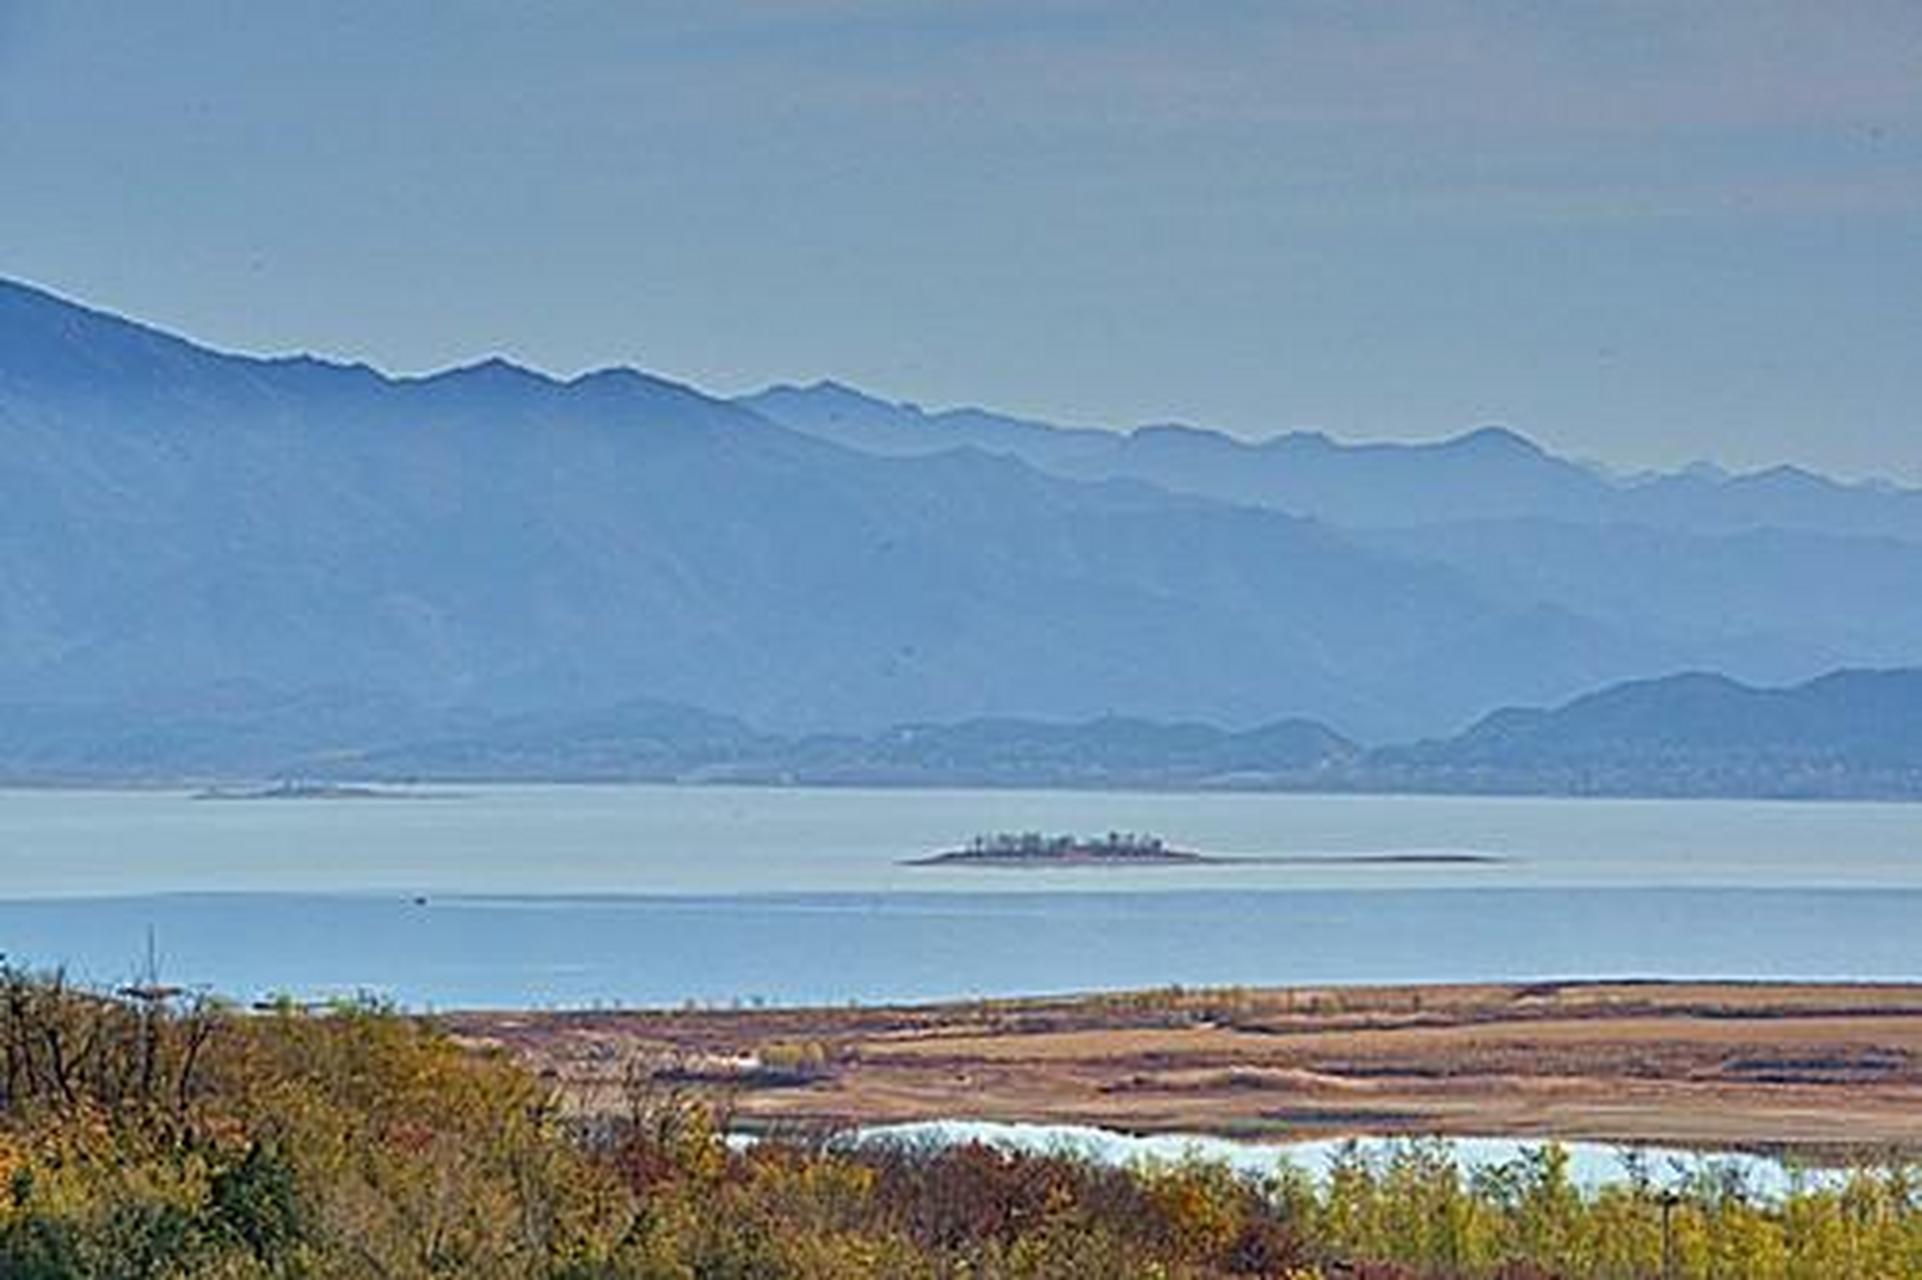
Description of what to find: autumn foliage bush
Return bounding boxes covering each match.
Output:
[8,965,1922,1277]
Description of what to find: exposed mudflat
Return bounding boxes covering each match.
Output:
[450,980,1922,1156]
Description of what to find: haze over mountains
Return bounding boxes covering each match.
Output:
[745,383,1922,684]
[2,277,1919,792]
[741,381,1922,540]
[272,669,1919,797]
[1371,669,1922,799]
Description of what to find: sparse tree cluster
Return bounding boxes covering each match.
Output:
[965,831,1169,858]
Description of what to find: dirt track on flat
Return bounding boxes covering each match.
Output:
[449,982,1922,1155]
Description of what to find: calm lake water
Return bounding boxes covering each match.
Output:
[1,785,1918,1007]
[848,1123,1825,1197]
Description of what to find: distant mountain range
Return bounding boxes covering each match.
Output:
[6,669,1916,799]
[745,383,1922,685]
[743,380,1922,541]
[2,276,1919,795]
[354,666,1922,798]
[335,666,1922,798]
[1366,667,1922,798]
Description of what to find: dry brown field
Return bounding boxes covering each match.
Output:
[450,981,1922,1157]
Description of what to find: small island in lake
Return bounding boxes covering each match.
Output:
[907,831,1223,867]
[907,832,1510,869]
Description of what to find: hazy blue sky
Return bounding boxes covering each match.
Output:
[3,2,1919,479]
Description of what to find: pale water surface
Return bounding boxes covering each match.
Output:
[0,786,1917,1006]
[848,1122,1825,1198]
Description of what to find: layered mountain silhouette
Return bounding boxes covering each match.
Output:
[3,276,1920,790]
[744,382,1922,686]
[320,668,1922,797]
[9,668,1912,799]
[339,709,1361,789]
[1368,668,1922,798]
[742,380,1922,541]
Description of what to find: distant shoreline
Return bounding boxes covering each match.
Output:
[1,775,1917,805]
[193,782,463,802]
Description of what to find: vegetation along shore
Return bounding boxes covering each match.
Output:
[14,966,1922,1276]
